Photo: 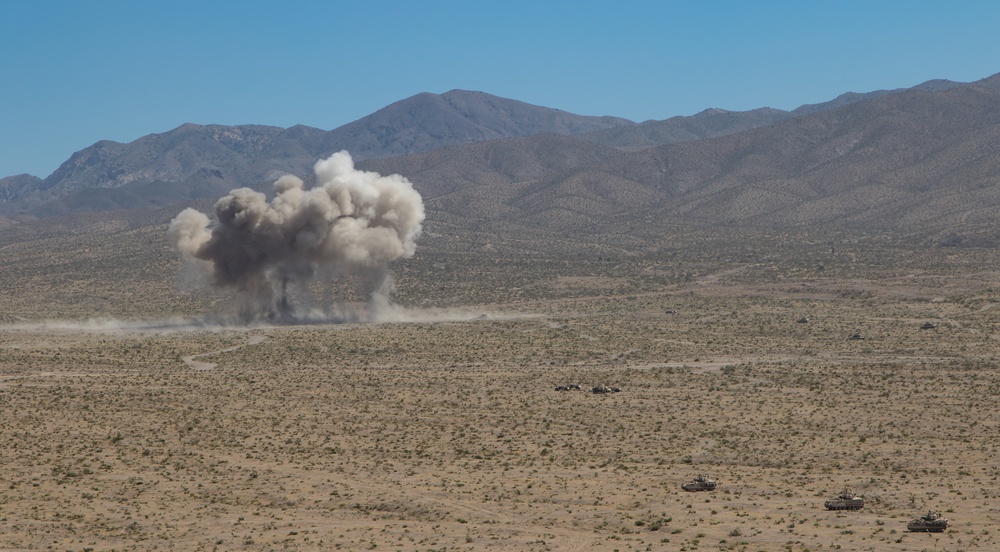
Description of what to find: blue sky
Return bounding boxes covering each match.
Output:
[2,0,1000,179]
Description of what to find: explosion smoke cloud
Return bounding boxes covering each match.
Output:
[168,151,424,323]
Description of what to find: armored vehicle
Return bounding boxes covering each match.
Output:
[824,490,864,510]
[907,511,948,532]
[681,474,717,491]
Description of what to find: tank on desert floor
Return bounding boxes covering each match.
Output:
[907,511,948,532]
[824,490,864,510]
[681,474,717,491]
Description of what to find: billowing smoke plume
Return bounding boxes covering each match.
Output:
[168,151,424,323]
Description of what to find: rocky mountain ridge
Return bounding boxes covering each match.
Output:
[2,73,999,244]
[363,73,1000,244]
[4,77,958,216]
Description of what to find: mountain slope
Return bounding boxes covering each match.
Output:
[583,107,792,150]
[358,76,1000,242]
[324,89,635,160]
[1,91,634,215]
[0,174,43,202]
[628,80,1000,232]
[581,78,968,151]
[4,73,1000,245]
[21,124,286,211]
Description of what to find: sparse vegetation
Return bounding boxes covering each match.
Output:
[1,224,999,550]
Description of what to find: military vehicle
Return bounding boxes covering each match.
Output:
[824,490,864,510]
[907,511,948,532]
[681,474,717,491]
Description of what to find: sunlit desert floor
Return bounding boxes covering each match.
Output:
[3,274,1000,551]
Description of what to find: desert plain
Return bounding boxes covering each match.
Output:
[2,226,1000,552]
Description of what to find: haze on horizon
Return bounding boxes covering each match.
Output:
[3,0,1000,179]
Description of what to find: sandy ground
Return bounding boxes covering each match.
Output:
[2,276,1000,551]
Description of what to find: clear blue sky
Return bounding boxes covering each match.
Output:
[3,0,1000,179]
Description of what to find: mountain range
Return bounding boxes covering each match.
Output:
[2,73,999,246]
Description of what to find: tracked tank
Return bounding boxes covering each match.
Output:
[824,490,864,510]
[907,511,947,532]
[681,474,716,491]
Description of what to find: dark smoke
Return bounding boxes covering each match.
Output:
[168,151,424,323]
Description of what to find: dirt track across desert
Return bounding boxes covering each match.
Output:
[3,274,999,551]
